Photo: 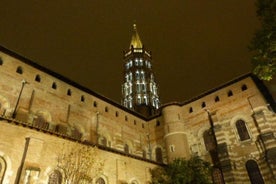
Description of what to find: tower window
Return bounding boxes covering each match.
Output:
[137,95,142,104]
[16,66,23,74]
[35,75,41,82]
[135,70,140,80]
[129,60,133,67]
[135,58,139,66]
[129,72,133,80]
[236,119,250,141]
[0,57,3,65]
[141,70,145,80]
[52,82,57,89]
[215,96,220,102]
[227,90,233,97]
[115,111,119,117]
[93,101,97,107]
[125,116,128,121]
[189,107,193,113]
[139,58,143,66]
[201,102,206,108]
[143,95,148,105]
[134,120,136,125]
[67,89,72,96]
[241,84,248,91]
[105,107,108,112]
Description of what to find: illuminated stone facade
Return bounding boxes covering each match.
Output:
[0,30,275,183]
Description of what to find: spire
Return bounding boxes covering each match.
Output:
[130,24,143,49]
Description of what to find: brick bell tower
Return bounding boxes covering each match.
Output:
[121,24,160,117]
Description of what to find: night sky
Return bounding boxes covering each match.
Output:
[0,1,259,104]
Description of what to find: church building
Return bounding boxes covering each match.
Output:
[0,25,275,183]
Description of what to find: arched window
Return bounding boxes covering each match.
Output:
[212,168,224,184]
[246,160,264,184]
[35,75,41,82]
[241,84,248,91]
[16,66,23,74]
[96,177,105,184]
[67,89,72,96]
[0,157,6,183]
[124,144,129,154]
[227,90,233,97]
[52,82,57,89]
[215,96,220,102]
[189,107,193,113]
[236,120,250,141]
[201,102,206,108]
[203,130,216,151]
[48,170,62,184]
[81,95,85,102]
[155,147,163,163]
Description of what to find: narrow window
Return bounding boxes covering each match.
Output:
[52,82,57,89]
[142,123,144,128]
[246,160,264,184]
[67,89,71,96]
[125,116,128,121]
[0,58,3,65]
[105,107,108,112]
[241,84,248,91]
[155,147,163,163]
[16,66,23,74]
[236,119,250,141]
[93,101,97,107]
[189,107,193,113]
[215,96,220,102]
[227,90,233,97]
[134,120,136,125]
[35,75,41,82]
[115,111,119,117]
[81,95,85,102]
[201,102,206,108]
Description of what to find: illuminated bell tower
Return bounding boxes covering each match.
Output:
[122,24,160,117]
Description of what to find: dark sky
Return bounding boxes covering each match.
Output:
[0,1,259,104]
